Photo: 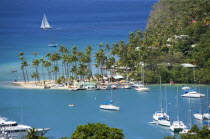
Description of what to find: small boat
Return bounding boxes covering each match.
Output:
[11,70,17,72]
[100,89,120,111]
[149,121,157,124]
[69,85,79,91]
[194,111,204,120]
[68,104,74,107]
[84,85,96,90]
[135,85,150,92]
[41,13,52,29]
[48,43,57,47]
[0,116,50,139]
[100,101,120,111]
[124,85,131,89]
[181,89,205,98]
[182,86,190,90]
[111,85,118,89]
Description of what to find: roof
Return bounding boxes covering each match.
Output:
[113,75,124,79]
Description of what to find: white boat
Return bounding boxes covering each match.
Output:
[182,86,190,90]
[170,87,186,132]
[100,89,120,111]
[98,85,111,90]
[41,13,52,29]
[157,119,171,127]
[111,85,118,89]
[100,103,120,111]
[84,85,96,90]
[123,85,131,89]
[0,116,50,139]
[153,111,169,121]
[135,85,150,92]
[170,121,186,132]
[194,112,204,120]
[181,90,205,98]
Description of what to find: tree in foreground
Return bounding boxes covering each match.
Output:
[70,123,124,139]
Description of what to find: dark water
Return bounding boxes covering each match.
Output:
[2,0,208,139]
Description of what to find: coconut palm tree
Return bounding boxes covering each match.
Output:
[21,60,30,83]
[43,61,52,81]
[25,128,37,139]
[32,59,40,82]
[40,58,45,82]
[31,72,39,84]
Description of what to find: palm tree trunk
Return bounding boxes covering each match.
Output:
[22,69,26,84]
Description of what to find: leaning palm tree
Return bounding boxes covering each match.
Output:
[31,72,39,84]
[25,128,37,139]
[21,60,30,83]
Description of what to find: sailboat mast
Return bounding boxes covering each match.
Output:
[165,84,168,114]
[193,67,196,89]
[160,76,163,113]
[177,86,179,122]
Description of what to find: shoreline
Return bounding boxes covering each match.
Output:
[9,80,208,90]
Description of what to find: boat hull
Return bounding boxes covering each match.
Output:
[100,104,120,111]
[194,113,203,120]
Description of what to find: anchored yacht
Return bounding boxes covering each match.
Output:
[0,116,50,139]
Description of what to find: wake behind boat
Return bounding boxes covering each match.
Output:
[0,116,50,139]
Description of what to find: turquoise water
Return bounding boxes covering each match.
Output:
[1,0,209,138]
[0,84,209,138]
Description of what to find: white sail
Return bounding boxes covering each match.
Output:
[41,14,52,29]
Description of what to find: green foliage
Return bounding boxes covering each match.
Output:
[70,123,124,139]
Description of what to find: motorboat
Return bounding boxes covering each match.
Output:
[170,121,186,132]
[135,85,150,92]
[182,86,190,90]
[0,116,50,139]
[181,90,205,98]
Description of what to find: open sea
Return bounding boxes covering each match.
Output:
[0,0,209,138]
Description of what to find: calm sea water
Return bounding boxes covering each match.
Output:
[1,0,209,139]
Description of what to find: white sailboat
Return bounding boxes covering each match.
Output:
[153,79,169,122]
[180,92,193,134]
[135,64,150,92]
[157,85,171,127]
[170,87,186,132]
[181,67,205,98]
[41,13,52,29]
[194,92,204,120]
[100,89,120,111]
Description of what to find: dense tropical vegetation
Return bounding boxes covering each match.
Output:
[25,123,124,139]
[18,0,210,84]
